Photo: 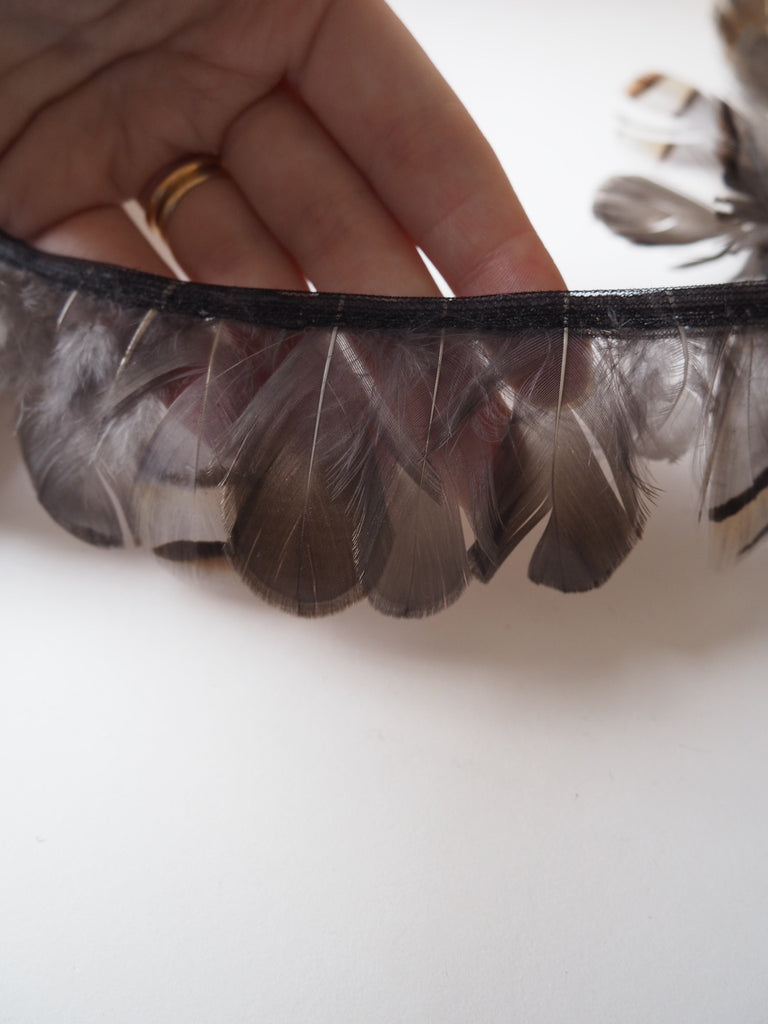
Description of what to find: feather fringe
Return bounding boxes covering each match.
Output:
[1,232,768,615]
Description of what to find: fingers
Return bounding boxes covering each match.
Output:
[9,0,563,300]
[139,86,440,295]
[136,0,562,299]
[144,166,307,291]
[220,87,439,295]
[32,204,173,275]
[291,0,565,295]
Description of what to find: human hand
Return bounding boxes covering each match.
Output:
[0,0,564,296]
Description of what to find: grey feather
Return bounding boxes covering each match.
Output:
[699,323,768,560]
[16,294,167,547]
[222,324,394,615]
[594,176,732,246]
[717,0,768,102]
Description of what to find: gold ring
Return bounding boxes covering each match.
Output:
[145,155,222,240]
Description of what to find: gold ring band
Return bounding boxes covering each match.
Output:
[145,155,222,239]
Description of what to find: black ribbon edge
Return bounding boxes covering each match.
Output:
[2,228,768,333]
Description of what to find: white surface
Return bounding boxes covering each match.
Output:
[3,1,768,1021]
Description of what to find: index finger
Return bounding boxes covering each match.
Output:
[290,0,565,295]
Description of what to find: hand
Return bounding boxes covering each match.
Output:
[0,0,564,295]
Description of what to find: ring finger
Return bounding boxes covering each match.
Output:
[142,162,306,291]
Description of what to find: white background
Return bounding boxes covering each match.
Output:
[3,0,768,1021]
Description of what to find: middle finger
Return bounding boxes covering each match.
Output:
[221,86,440,296]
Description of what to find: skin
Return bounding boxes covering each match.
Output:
[0,0,564,296]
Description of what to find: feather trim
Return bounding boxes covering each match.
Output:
[1,231,768,615]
